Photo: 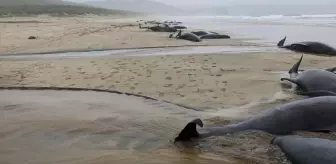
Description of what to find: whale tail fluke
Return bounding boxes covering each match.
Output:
[174,118,203,143]
[277,36,287,47]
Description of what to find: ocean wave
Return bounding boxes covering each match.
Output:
[173,14,336,20]
[295,14,336,19]
[222,14,336,20]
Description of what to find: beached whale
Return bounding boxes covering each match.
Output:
[139,24,177,32]
[170,25,187,30]
[271,135,336,164]
[190,31,229,39]
[200,34,230,39]
[169,30,201,42]
[174,96,336,142]
[164,21,182,24]
[280,55,336,97]
[144,20,161,25]
[191,31,214,36]
[277,36,336,56]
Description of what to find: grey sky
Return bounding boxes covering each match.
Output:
[68,0,336,6]
[154,0,336,5]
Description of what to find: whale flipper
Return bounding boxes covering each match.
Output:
[277,36,287,47]
[280,78,300,86]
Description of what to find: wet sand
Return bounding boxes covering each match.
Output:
[0,89,283,164]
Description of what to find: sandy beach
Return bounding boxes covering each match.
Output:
[2,15,336,164]
[1,16,336,110]
[1,51,336,110]
[0,15,258,55]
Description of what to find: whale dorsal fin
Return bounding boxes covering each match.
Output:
[289,54,303,76]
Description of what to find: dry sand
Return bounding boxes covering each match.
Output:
[1,51,336,109]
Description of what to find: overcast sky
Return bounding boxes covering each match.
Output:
[68,0,336,6]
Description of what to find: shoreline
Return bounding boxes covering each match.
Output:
[0,15,262,55]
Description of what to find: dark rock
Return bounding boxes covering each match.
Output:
[28,36,37,40]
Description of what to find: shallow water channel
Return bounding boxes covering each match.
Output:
[0,89,299,164]
[0,45,284,60]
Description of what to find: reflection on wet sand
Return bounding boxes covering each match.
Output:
[0,89,294,164]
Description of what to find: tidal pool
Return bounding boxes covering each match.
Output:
[0,89,292,164]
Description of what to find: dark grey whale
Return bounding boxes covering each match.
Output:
[277,36,336,56]
[191,31,216,36]
[139,24,177,32]
[280,55,336,97]
[200,34,230,39]
[271,135,336,164]
[174,96,336,142]
[170,25,187,30]
[169,30,201,42]
[190,31,230,39]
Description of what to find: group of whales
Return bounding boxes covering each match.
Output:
[137,19,231,42]
[174,55,336,164]
[138,20,187,32]
[138,19,336,56]
[169,29,230,42]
